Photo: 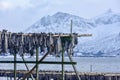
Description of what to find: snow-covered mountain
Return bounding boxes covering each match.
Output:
[25,12,95,33]
[26,9,120,56]
[94,9,120,25]
[78,22,120,56]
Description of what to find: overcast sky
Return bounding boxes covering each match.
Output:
[0,0,120,32]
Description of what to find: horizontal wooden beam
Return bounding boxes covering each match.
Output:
[0,61,76,65]
[78,34,92,37]
[2,31,92,37]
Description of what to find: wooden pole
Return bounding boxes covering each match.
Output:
[70,20,72,34]
[0,61,76,64]
[21,51,49,80]
[21,56,35,80]
[90,65,92,72]
[69,19,81,80]
[36,47,39,80]
[62,49,65,80]
[67,52,81,80]
[14,52,17,80]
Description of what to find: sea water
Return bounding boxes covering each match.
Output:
[0,56,120,73]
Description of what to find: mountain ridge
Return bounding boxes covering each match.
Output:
[25,12,96,33]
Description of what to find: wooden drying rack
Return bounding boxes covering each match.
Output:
[0,20,92,80]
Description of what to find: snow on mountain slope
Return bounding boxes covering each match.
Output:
[78,22,120,56]
[93,9,120,25]
[25,10,120,56]
[25,12,95,33]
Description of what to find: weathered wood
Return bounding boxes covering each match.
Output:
[21,52,50,80]
[69,20,81,80]
[0,29,92,80]
[36,48,39,80]
[14,53,17,80]
[0,70,120,80]
[21,56,35,80]
[67,52,81,80]
[3,30,92,37]
[62,50,65,80]
[78,34,92,37]
[70,20,73,34]
[0,61,76,64]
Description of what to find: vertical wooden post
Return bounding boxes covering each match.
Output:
[69,20,81,80]
[70,20,73,34]
[14,52,17,80]
[27,77,29,80]
[10,77,12,80]
[62,49,65,80]
[36,47,39,80]
[7,75,9,80]
[90,65,92,72]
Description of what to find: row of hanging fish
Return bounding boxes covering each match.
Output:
[0,30,78,56]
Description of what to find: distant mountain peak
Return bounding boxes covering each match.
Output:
[106,9,113,14]
[52,12,70,19]
[93,9,120,25]
[54,12,69,15]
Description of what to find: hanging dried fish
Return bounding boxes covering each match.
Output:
[55,35,62,56]
[1,30,8,53]
[0,31,2,53]
[18,33,24,56]
[46,33,54,55]
[0,30,78,56]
